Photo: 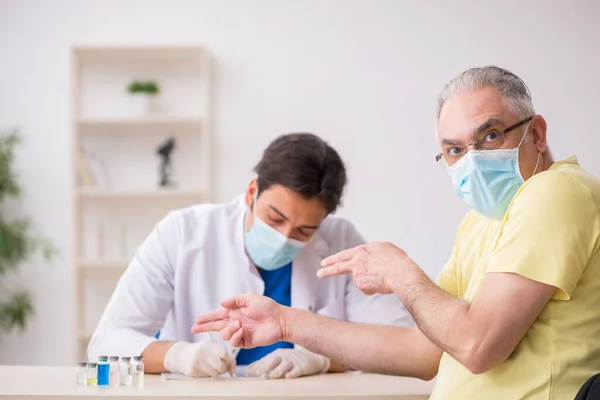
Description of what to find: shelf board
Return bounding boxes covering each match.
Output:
[77,116,202,128]
[74,46,204,60]
[76,187,205,200]
[79,259,129,269]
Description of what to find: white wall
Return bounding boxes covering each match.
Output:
[0,0,599,365]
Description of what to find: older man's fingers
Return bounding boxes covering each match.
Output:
[221,294,253,309]
[191,320,231,334]
[219,320,241,341]
[317,260,357,279]
[195,307,229,324]
[229,326,245,348]
[321,246,363,268]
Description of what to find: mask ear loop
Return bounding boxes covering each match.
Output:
[532,152,541,176]
[517,120,532,148]
[518,120,542,176]
[514,71,539,175]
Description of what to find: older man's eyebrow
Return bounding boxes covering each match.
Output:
[440,117,506,146]
[472,117,505,138]
[440,138,462,146]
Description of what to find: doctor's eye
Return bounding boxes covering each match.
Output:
[296,229,311,239]
[268,216,285,225]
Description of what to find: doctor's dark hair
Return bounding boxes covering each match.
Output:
[254,133,347,214]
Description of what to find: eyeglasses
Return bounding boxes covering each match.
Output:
[435,116,534,164]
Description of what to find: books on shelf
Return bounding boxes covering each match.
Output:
[75,149,112,187]
[87,150,113,187]
[75,150,95,186]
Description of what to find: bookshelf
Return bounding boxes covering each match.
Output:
[77,116,203,129]
[71,46,211,362]
[76,187,206,199]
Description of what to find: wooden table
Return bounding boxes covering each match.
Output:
[0,366,434,399]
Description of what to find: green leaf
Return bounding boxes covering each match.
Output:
[0,128,22,202]
[0,291,34,334]
[127,80,159,95]
[145,81,159,95]
[0,216,32,276]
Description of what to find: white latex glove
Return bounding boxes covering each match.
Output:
[246,347,331,379]
[163,341,236,377]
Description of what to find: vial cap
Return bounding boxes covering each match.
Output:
[133,356,142,361]
[121,357,131,361]
[78,362,87,367]
[109,356,119,361]
[87,363,97,367]
[99,356,108,361]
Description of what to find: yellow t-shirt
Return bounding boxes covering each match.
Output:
[431,156,600,400]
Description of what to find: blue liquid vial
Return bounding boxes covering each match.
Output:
[97,356,109,386]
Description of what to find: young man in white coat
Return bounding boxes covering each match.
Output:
[88,133,412,379]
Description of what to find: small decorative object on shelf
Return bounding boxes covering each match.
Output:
[127,80,160,116]
[156,137,176,188]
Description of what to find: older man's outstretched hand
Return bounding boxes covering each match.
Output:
[317,242,421,296]
[191,293,288,349]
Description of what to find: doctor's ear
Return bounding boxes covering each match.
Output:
[245,179,260,207]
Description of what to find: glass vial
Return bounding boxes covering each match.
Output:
[109,356,120,386]
[76,362,87,386]
[86,363,98,386]
[97,356,109,386]
[119,357,132,387]
[130,356,144,387]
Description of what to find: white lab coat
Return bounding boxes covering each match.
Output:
[88,196,413,360]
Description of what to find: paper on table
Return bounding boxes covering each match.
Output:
[162,366,265,380]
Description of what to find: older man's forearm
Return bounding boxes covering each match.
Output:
[282,307,441,380]
[388,267,476,369]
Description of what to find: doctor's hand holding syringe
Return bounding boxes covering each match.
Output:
[153,336,237,378]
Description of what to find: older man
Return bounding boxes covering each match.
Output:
[193,66,600,399]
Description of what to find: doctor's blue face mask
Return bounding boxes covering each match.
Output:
[244,195,306,271]
[446,119,541,220]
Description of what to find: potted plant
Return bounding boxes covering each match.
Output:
[0,128,55,338]
[127,80,160,116]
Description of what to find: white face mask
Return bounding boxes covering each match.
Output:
[244,195,306,270]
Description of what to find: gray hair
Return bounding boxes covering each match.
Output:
[437,66,535,122]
